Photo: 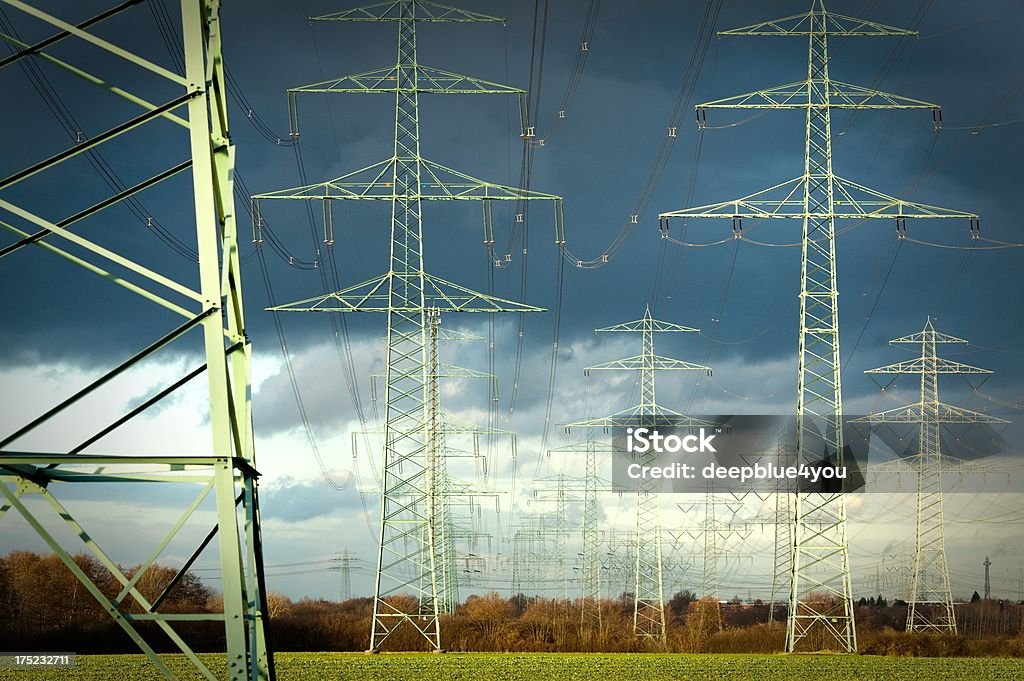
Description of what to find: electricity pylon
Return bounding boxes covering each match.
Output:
[424,311,507,614]
[0,2,272,679]
[768,427,796,623]
[511,512,560,595]
[604,528,635,601]
[338,549,356,601]
[679,493,750,632]
[567,306,712,644]
[252,1,563,651]
[580,437,604,627]
[658,0,979,652]
[532,472,595,601]
[856,319,1008,633]
[426,308,457,615]
[548,438,616,629]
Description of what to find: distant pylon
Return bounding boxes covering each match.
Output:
[566,306,712,644]
[339,549,354,601]
[530,473,578,600]
[659,0,979,652]
[984,556,992,600]
[857,319,1007,633]
[425,308,459,614]
[580,436,603,628]
[550,430,618,626]
[678,492,748,633]
[769,426,796,624]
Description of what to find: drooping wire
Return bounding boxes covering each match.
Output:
[686,239,739,415]
[0,7,198,263]
[561,0,724,270]
[535,0,601,142]
[533,244,567,480]
[841,240,903,375]
[255,246,354,494]
[217,8,378,518]
[504,0,550,417]
[834,0,933,140]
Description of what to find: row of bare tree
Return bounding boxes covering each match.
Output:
[3,551,1023,655]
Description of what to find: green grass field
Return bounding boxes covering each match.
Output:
[1,652,1023,680]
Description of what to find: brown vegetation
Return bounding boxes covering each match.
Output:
[3,551,1024,656]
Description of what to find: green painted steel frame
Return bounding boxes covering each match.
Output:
[0,2,272,678]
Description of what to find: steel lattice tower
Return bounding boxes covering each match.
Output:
[659,0,979,652]
[567,307,711,644]
[604,529,637,602]
[0,2,272,679]
[580,437,603,627]
[551,425,617,627]
[529,473,580,601]
[339,549,355,601]
[684,494,750,606]
[856,319,1007,633]
[425,309,457,614]
[768,427,796,624]
[252,1,563,651]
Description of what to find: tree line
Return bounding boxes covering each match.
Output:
[3,551,1023,656]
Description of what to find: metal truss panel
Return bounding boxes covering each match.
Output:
[267,272,545,314]
[312,1,503,23]
[253,156,560,202]
[0,2,273,678]
[289,64,524,95]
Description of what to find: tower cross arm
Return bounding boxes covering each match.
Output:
[266,272,547,314]
[659,175,978,221]
[585,355,711,373]
[312,1,504,23]
[719,10,915,37]
[372,362,493,380]
[865,358,994,376]
[253,157,562,202]
[565,406,718,430]
[853,402,1010,425]
[889,329,969,345]
[596,318,699,333]
[287,64,525,96]
[354,415,517,436]
[697,80,938,110]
